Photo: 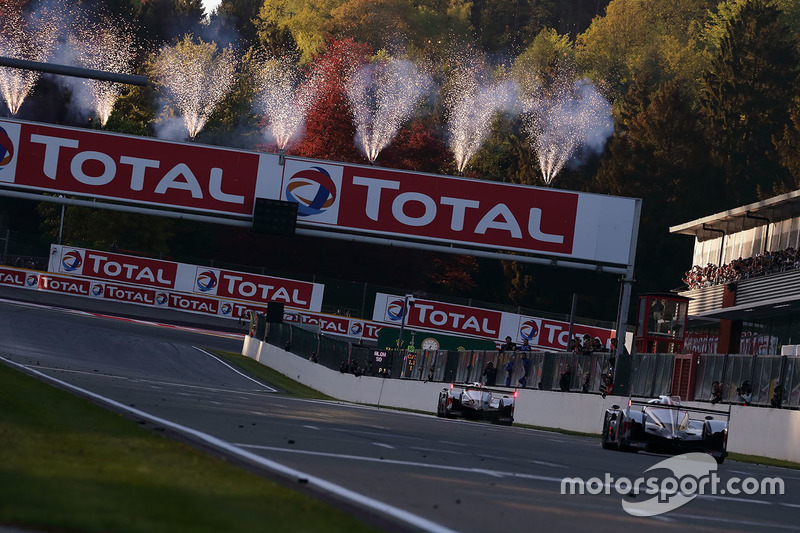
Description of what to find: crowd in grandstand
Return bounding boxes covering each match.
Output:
[683,247,800,289]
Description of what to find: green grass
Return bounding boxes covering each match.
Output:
[727,452,800,470]
[212,351,335,400]
[0,362,377,533]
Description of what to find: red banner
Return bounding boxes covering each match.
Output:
[1,121,259,215]
[58,247,178,289]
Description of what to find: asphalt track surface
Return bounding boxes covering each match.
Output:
[1,298,799,533]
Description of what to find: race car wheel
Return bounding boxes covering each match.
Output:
[601,415,617,450]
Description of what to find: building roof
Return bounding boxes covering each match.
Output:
[669,189,800,241]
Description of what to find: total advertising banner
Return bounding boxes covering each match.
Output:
[0,263,381,340]
[372,292,618,351]
[48,245,324,312]
[0,266,39,289]
[0,119,282,216]
[281,158,639,266]
[0,119,639,269]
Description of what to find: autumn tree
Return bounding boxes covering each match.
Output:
[699,0,799,203]
[292,38,370,162]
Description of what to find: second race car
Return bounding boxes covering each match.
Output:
[601,395,729,463]
[437,382,515,425]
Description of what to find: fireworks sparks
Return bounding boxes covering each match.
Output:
[254,56,322,151]
[445,66,520,173]
[522,78,613,185]
[346,58,433,162]
[0,4,61,115]
[71,16,138,126]
[154,35,237,139]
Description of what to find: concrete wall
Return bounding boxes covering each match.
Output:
[727,404,800,464]
[243,337,800,463]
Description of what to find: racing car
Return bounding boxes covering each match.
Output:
[601,395,728,463]
[437,383,515,425]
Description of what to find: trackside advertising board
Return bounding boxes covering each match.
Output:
[372,292,619,351]
[0,119,639,268]
[0,119,282,216]
[0,264,381,340]
[48,245,324,312]
[280,158,639,266]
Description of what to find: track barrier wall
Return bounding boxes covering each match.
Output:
[243,336,800,463]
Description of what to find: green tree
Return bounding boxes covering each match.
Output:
[36,203,174,255]
[210,0,263,47]
[513,28,575,91]
[576,0,711,98]
[258,0,347,63]
[595,80,725,293]
[699,0,799,203]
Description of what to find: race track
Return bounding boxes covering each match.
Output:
[1,299,798,533]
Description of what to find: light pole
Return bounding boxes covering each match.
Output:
[57,199,65,245]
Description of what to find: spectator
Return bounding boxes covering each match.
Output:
[610,338,627,355]
[736,380,752,406]
[771,384,783,408]
[559,364,572,392]
[710,381,722,404]
[591,337,609,353]
[482,361,497,385]
[339,361,348,373]
[566,339,578,353]
[519,338,532,351]
[504,358,514,387]
[579,334,593,355]
[682,246,800,289]
[581,372,590,393]
[499,336,516,353]
[518,354,531,387]
[599,373,614,398]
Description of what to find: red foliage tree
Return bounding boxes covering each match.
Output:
[293,37,371,164]
[377,117,453,174]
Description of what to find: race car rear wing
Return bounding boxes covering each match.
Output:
[625,398,731,419]
[449,383,518,397]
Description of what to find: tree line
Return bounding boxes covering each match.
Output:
[3,0,800,320]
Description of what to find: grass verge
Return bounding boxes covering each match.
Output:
[211,350,335,400]
[727,452,800,470]
[0,361,377,533]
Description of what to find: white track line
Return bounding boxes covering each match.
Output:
[1,355,458,533]
[193,347,277,392]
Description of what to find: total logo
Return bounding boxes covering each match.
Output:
[519,319,540,341]
[196,270,218,293]
[220,302,233,316]
[25,274,37,287]
[285,166,338,217]
[386,299,406,322]
[61,250,83,272]
[90,283,105,297]
[155,292,169,306]
[0,125,14,167]
[349,322,363,336]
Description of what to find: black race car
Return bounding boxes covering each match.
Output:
[437,383,515,425]
[601,395,729,463]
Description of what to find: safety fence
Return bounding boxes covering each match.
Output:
[630,352,799,408]
[257,320,800,408]
[257,321,616,395]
